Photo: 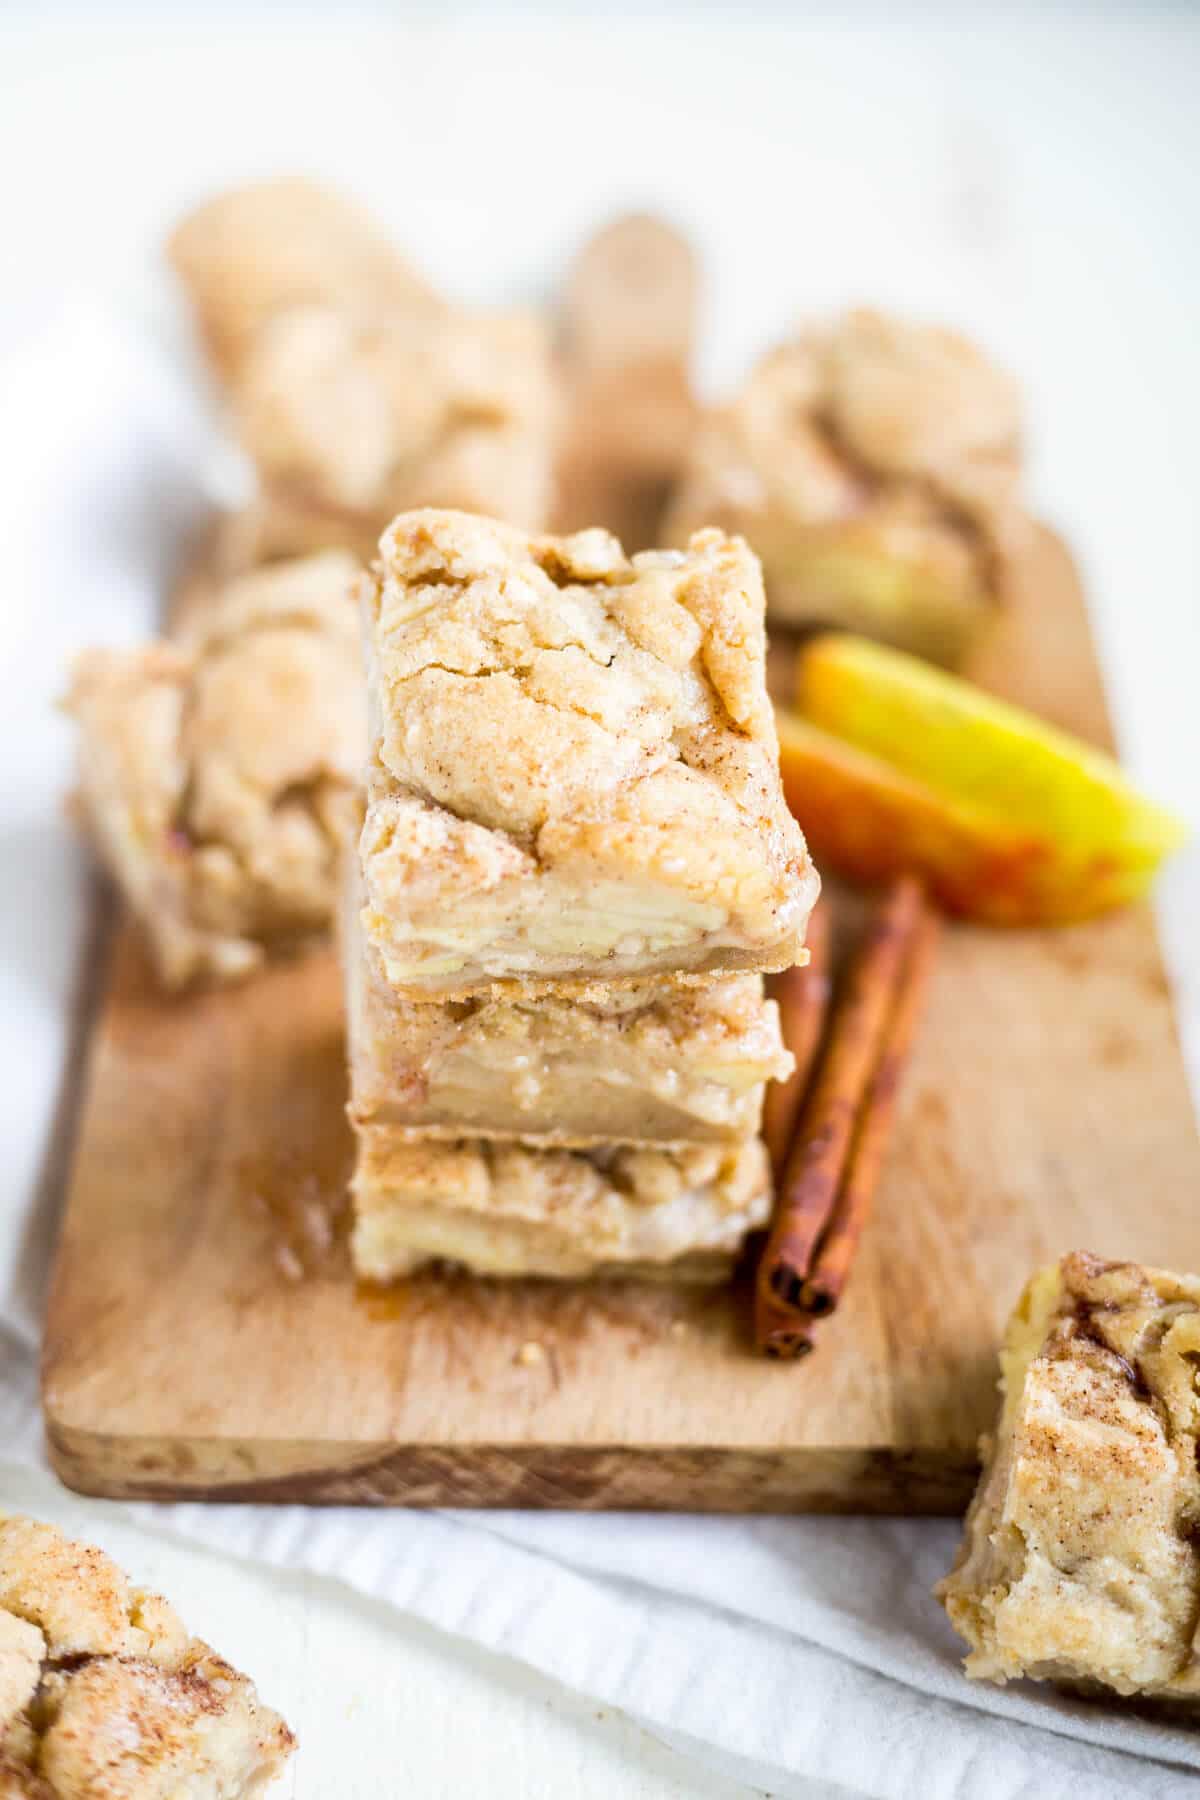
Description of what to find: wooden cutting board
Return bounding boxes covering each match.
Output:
[40,525,1200,1510]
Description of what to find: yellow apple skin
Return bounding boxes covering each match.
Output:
[797,635,1184,856]
[775,701,1187,927]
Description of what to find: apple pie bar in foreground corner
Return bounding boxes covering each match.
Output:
[938,1252,1200,1701]
[0,1512,294,1798]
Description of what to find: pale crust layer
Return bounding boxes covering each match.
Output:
[66,551,365,987]
[0,1514,294,1798]
[343,862,790,1145]
[664,309,1028,664]
[351,1130,772,1281]
[360,509,818,997]
[937,1252,1200,1699]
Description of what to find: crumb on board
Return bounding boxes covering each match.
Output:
[274,1243,305,1283]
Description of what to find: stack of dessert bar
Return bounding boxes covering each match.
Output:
[343,507,820,1283]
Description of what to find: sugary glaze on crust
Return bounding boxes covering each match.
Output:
[360,509,818,996]
[65,551,365,987]
[0,1515,294,1797]
[937,1252,1200,1699]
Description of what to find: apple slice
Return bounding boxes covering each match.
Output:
[778,636,1187,925]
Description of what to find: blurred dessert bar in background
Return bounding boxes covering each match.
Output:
[357,509,818,997]
[168,175,444,381]
[0,1512,294,1796]
[66,550,364,986]
[232,304,556,561]
[665,308,1027,665]
[170,178,558,562]
[938,1252,1200,1701]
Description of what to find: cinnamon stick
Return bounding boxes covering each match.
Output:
[757,875,924,1321]
[761,903,832,1185]
[798,902,941,1320]
[754,1286,815,1361]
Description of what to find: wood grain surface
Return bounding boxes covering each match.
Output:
[41,527,1200,1509]
[554,213,698,549]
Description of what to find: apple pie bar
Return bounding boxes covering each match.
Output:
[0,1512,293,1797]
[937,1252,1200,1700]
[345,869,790,1144]
[66,550,364,987]
[664,309,1028,666]
[351,1130,771,1282]
[359,509,819,996]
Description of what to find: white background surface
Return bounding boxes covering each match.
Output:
[2,5,1199,1797]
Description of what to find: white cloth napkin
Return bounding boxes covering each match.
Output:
[3,303,1199,1800]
